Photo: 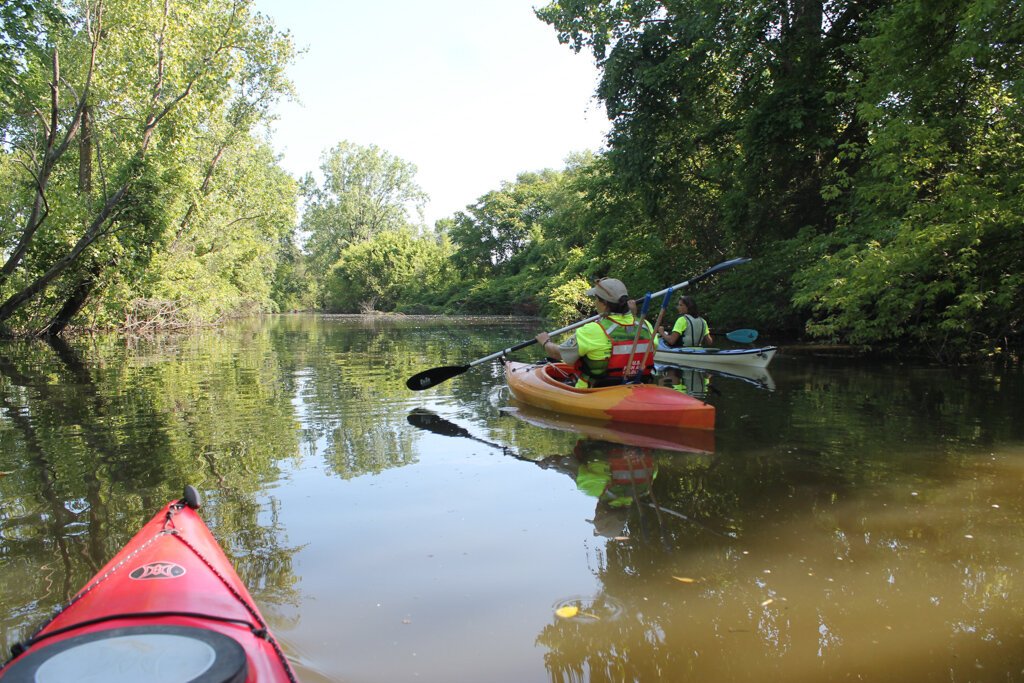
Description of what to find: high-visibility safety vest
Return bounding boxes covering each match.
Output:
[579,316,655,384]
[670,314,709,348]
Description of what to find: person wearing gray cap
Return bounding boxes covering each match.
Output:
[535,277,655,388]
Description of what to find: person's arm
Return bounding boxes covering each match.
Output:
[536,332,581,363]
[536,332,562,360]
[656,326,681,347]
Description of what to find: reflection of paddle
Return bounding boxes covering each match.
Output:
[406,257,751,391]
[407,409,564,467]
[407,408,507,451]
[647,502,737,539]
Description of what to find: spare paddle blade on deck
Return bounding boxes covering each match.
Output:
[726,329,758,343]
[406,364,470,391]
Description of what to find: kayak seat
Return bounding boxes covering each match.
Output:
[2,625,248,683]
[540,363,651,388]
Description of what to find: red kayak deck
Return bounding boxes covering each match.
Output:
[1,492,296,682]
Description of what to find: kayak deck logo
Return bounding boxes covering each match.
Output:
[130,561,186,580]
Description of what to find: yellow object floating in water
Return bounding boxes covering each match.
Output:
[555,606,580,619]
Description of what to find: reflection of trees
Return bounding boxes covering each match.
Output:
[3,316,1021,679]
[0,327,303,652]
[538,460,1024,681]
[266,314,539,477]
[523,360,1024,681]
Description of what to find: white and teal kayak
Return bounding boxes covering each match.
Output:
[654,340,777,369]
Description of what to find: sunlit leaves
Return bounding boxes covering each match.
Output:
[0,0,297,333]
[301,141,427,291]
[323,227,455,313]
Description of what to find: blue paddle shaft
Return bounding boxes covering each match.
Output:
[639,293,651,317]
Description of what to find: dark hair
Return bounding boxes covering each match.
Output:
[679,295,700,317]
[606,296,630,314]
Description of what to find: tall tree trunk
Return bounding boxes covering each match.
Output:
[0,183,127,326]
[78,105,93,194]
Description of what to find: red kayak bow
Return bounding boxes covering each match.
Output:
[0,487,297,682]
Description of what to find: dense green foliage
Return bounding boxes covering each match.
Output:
[298,141,462,313]
[322,227,458,313]
[789,0,1024,358]
[529,0,1023,359]
[309,0,1020,360]
[301,142,428,285]
[0,0,297,335]
[2,0,1019,360]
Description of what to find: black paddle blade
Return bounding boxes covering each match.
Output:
[405,365,470,391]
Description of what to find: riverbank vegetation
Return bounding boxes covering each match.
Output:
[1,0,1020,361]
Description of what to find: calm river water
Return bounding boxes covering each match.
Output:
[1,314,1022,682]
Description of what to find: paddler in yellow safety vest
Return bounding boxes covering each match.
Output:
[657,295,713,347]
[536,277,656,388]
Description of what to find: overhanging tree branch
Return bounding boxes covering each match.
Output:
[0,7,101,285]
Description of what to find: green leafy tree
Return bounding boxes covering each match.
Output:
[271,232,316,312]
[536,0,862,250]
[791,0,1024,357]
[322,227,455,313]
[534,0,872,334]
[302,142,427,288]
[128,141,298,327]
[0,1,65,95]
[0,0,295,335]
[448,169,561,278]
[536,0,1023,356]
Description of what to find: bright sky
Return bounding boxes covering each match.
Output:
[252,0,609,227]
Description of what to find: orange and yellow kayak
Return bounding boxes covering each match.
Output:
[504,361,715,430]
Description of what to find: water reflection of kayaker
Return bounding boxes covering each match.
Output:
[535,277,655,388]
[654,365,711,399]
[657,295,712,347]
[405,411,674,539]
[571,440,657,537]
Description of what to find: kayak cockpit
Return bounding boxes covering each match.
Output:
[3,625,248,683]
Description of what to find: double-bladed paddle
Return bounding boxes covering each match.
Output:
[405,257,751,391]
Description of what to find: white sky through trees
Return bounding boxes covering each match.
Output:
[254,0,610,227]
